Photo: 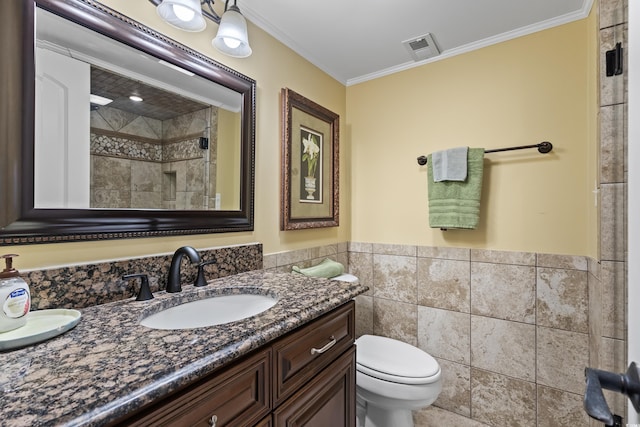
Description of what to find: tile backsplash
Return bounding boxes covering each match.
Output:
[23,243,262,310]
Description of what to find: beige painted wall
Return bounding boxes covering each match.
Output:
[6,0,349,269]
[347,11,599,257]
[216,108,241,210]
[6,2,598,268]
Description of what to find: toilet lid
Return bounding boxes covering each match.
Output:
[355,335,440,384]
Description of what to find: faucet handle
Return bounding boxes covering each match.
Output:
[123,273,154,301]
[195,260,217,287]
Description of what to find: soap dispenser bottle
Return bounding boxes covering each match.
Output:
[0,254,31,333]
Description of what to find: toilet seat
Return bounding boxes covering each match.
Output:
[356,335,440,385]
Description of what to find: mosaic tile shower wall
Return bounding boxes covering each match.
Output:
[89,104,218,209]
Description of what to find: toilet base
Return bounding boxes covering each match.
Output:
[357,397,414,427]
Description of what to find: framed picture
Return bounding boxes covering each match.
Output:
[281,88,339,230]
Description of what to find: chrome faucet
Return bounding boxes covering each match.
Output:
[166,246,201,293]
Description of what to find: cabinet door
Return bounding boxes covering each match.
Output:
[254,416,272,427]
[273,346,355,427]
[124,349,270,427]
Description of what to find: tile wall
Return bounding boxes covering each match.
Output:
[266,239,628,426]
[594,0,628,423]
[349,243,598,426]
[262,242,349,274]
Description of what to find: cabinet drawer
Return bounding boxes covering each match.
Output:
[273,346,356,427]
[272,301,355,405]
[125,348,271,427]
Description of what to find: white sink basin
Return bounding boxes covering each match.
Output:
[140,294,278,330]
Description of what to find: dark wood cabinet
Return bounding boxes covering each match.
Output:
[273,347,355,427]
[114,301,356,427]
[273,301,355,406]
[124,348,271,426]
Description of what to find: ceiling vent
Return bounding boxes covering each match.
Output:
[402,33,440,62]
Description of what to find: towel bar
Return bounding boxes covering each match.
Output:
[417,141,552,166]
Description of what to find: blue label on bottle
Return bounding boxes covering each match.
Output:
[10,288,27,298]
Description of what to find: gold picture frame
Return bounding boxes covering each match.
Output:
[281,88,339,230]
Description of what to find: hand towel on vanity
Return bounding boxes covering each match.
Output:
[431,146,469,182]
[292,258,345,279]
[427,147,485,229]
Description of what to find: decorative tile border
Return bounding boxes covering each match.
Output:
[91,131,163,162]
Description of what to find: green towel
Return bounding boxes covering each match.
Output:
[427,148,485,229]
[292,258,345,279]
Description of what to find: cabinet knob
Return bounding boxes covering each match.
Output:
[208,415,217,427]
[310,336,337,355]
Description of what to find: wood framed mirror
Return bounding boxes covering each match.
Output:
[0,0,256,245]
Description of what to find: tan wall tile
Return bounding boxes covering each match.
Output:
[434,358,471,417]
[471,263,536,323]
[470,316,536,381]
[471,249,535,266]
[373,254,417,304]
[418,306,470,364]
[335,252,348,270]
[537,253,588,270]
[600,0,628,29]
[418,246,470,261]
[537,267,589,333]
[309,244,338,259]
[537,386,590,426]
[470,369,536,427]
[348,241,373,253]
[599,25,628,107]
[275,248,311,266]
[355,295,373,338]
[262,254,277,270]
[600,337,627,416]
[600,183,626,262]
[418,258,470,312]
[588,271,603,368]
[372,243,417,256]
[373,298,417,345]
[601,261,626,339]
[600,105,626,184]
[349,252,373,295]
[537,326,589,394]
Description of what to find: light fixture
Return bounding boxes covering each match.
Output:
[151,0,252,58]
[129,95,144,102]
[212,1,252,58]
[90,94,113,106]
[156,0,206,32]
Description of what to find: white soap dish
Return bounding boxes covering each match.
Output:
[0,309,81,351]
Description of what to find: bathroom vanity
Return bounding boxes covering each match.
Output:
[118,302,355,426]
[0,270,367,426]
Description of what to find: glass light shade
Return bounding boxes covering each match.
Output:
[157,0,206,32]
[212,5,252,58]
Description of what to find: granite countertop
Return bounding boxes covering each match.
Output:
[0,270,367,427]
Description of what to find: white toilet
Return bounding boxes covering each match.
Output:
[354,335,442,427]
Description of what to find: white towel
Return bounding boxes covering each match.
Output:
[431,147,468,182]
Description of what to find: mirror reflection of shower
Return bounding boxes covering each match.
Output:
[34,6,243,211]
[35,51,240,210]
